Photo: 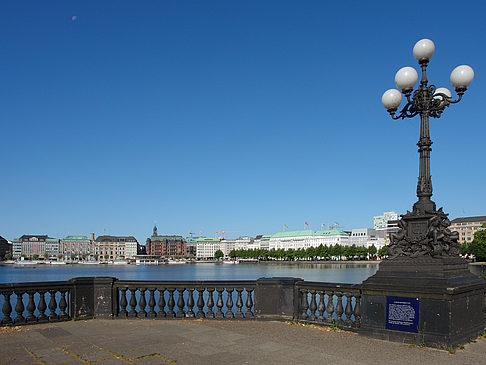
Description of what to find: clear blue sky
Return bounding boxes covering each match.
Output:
[1,1,485,243]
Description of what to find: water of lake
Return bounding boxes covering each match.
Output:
[0,262,379,284]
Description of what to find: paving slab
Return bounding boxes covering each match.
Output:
[1,319,485,365]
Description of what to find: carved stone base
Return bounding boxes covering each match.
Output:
[360,257,485,347]
[388,206,460,259]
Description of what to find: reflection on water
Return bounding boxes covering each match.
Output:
[1,262,483,285]
[0,262,379,284]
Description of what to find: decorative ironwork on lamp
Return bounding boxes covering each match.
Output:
[380,39,474,259]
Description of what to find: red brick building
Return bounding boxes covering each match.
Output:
[146,225,186,257]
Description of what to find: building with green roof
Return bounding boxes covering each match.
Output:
[195,237,221,259]
[60,235,94,259]
[269,230,350,251]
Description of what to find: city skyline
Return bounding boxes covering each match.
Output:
[2,1,485,244]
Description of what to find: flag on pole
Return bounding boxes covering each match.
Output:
[284,225,288,228]
[305,221,308,226]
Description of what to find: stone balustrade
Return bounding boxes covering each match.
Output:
[113,281,256,319]
[1,276,484,340]
[296,281,361,329]
[0,281,72,325]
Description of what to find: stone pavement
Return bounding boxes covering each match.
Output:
[0,319,485,364]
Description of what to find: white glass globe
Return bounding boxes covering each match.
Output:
[450,65,474,88]
[413,39,435,61]
[382,89,402,110]
[395,67,418,90]
[433,87,451,106]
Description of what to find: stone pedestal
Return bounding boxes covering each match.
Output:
[69,277,117,320]
[254,277,302,320]
[360,257,485,348]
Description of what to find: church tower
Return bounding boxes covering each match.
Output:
[153,224,158,237]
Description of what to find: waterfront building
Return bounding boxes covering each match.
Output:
[16,235,49,259]
[45,238,60,259]
[252,234,271,250]
[349,228,385,250]
[60,235,94,259]
[220,236,253,256]
[449,216,486,244]
[12,239,21,259]
[195,237,222,259]
[146,225,186,258]
[185,237,197,256]
[0,236,11,258]
[95,235,139,260]
[269,230,350,251]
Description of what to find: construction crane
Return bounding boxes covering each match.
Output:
[215,230,240,239]
[188,231,202,238]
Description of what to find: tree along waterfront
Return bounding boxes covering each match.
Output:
[228,244,386,261]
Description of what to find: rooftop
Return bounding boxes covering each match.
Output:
[270,229,349,239]
[451,216,486,224]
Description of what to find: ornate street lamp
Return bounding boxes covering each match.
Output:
[381,39,474,258]
[361,39,484,347]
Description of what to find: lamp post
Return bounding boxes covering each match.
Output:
[381,39,474,258]
[360,40,484,347]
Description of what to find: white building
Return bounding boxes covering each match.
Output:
[195,237,222,259]
[220,236,253,256]
[373,211,398,230]
[269,230,350,251]
[251,235,271,250]
[349,228,385,250]
[373,211,399,245]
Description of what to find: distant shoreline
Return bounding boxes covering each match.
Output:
[252,260,381,265]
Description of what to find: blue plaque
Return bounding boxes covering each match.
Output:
[386,296,419,333]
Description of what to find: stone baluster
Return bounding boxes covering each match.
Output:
[26,290,36,322]
[335,292,344,325]
[38,291,48,322]
[344,294,353,326]
[225,288,234,319]
[147,288,156,318]
[325,291,334,324]
[138,289,147,317]
[215,288,224,319]
[119,288,128,317]
[128,289,138,317]
[14,291,26,324]
[158,288,166,318]
[235,288,244,319]
[176,289,186,318]
[1,291,13,325]
[245,288,254,319]
[206,288,215,318]
[300,289,309,320]
[354,294,361,327]
[48,290,58,321]
[196,288,205,319]
[186,289,195,318]
[317,291,325,322]
[59,290,68,319]
[196,288,205,318]
[309,290,317,321]
[167,289,176,317]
